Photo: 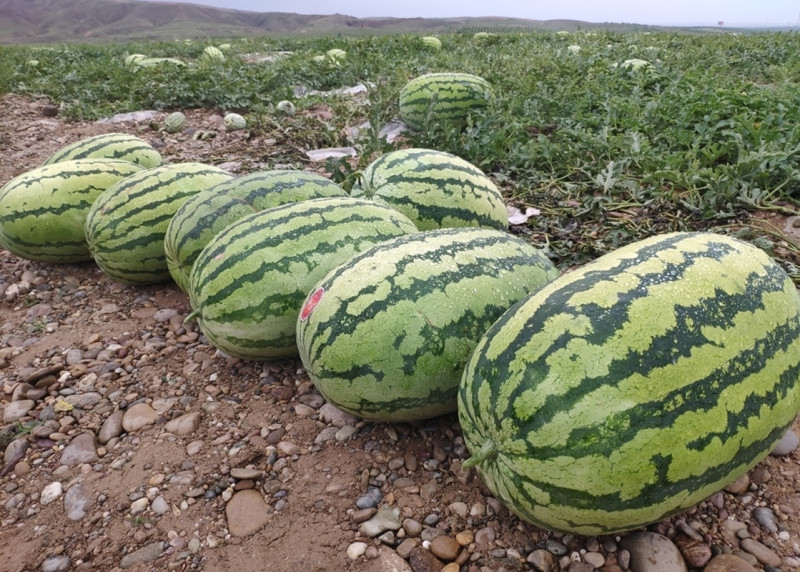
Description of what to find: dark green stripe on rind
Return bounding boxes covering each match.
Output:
[297,227,558,421]
[85,162,231,284]
[352,148,507,231]
[0,159,145,262]
[399,73,492,131]
[188,196,418,360]
[164,170,344,292]
[43,133,163,168]
[458,231,800,535]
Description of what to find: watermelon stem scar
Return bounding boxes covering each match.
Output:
[463,438,496,469]
[184,309,201,323]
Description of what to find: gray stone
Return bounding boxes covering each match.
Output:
[122,403,158,433]
[369,547,413,572]
[319,402,358,427]
[64,392,102,409]
[119,541,164,569]
[752,507,778,533]
[528,549,556,572]
[164,411,202,436]
[65,349,83,365]
[64,483,91,520]
[3,399,35,422]
[619,531,687,572]
[739,538,782,567]
[704,554,759,572]
[770,429,799,456]
[151,496,169,515]
[430,535,460,561]
[356,487,382,509]
[359,504,402,537]
[98,410,124,444]
[583,552,606,569]
[5,437,29,464]
[225,489,271,537]
[59,432,98,466]
[41,555,71,572]
[40,482,63,505]
[314,426,338,443]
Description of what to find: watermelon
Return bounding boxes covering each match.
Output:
[85,162,232,284]
[0,159,145,263]
[187,196,418,360]
[223,113,247,131]
[351,148,507,231]
[42,132,163,168]
[164,112,186,133]
[398,72,492,131]
[421,36,442,50]
[165,170,345,292]
[297,228,559,422]
[458,231,800,535]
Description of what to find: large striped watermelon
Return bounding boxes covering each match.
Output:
[165,170,345,292]
[458,232,800,535]
[85,162,232,284]
[0,159,145,263]
[297,228,558,422]
[398,72,492,131]
[351,148,507,231]
[187,197,418,360]
[43,133,163,168]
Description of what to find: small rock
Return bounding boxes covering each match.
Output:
[752,507,778,533]
[151,496,169,515]
[319,402,358,427]
[403,518,423,537]
[619,531,687,572]
[771,429,800,456]
[186,440,204,456]
[3,400,34,422]
[63,483,91,520]
[230,467,263,480]
[430,535,460,561]
[335,425,358,441]
[374,546,413,572]
[583,552,605,569]
[41,555,71,572]
[119,541,164,569]
[546,540,568,556]
[359,504,402,537]
[704,554,760,572]
[225,489,271,537]
[675,535,712,568]
[455,530,473,546]
[59,432,99,466]
[121,403,159,433]
[739,538,782,567]
[40,481,63,505]
[98,410,124,444]
[164,411,202,435]
[356,487,382,510]
[474,527,496,546]
[408,545,444,572]
[447,501,468,518]
[276,440,300,456]
[347,541,368,560]
[568,562,594,572]
[5,437,28,464]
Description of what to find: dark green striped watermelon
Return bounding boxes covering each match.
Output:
[398,72,492,131]
[458,231,800,535]
[187,196,418,360]
[165,170,345,292]
[351,148,507,231]
[43,132,163,168]
[85,162,232,284]
[297,228,558,421]
[0,159,145,263]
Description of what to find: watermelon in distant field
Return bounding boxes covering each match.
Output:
[187,196,418,360]
[0,159,145,263]
[43,132,163,168]
[399,72,492,131]
[165,170,345,292]
[351,148,507,231]
[297,227,559,421]
[85,162,232,284]
[458,231,800,535]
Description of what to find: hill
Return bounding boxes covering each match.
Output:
[0,0,653,44]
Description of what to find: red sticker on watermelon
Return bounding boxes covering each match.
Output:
[300,287,325,321]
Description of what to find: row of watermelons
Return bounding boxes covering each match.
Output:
[2,123,800,537]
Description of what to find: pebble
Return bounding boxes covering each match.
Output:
[356,487,382,509]
[164,412,202,435]
[408,545,444,572]
[619,531,687,572]
[447,501,468,518]
[225,489,271,537]
[5,437,28,464]
[675,536,712,569]
[98,410,124,444]
[186,440,204,456]
[359,504,402,537]
[528,549,556,572]
[335,425,358,441]
[375,547,413,572]
[41,555,71,572]
[122,402,159,432]
[739,538,782,567]
[583,551,605,569]
[151,496,169,515]
[429,535,460,561]
[724,473,750,494]
[752,507,778,532]
[347,541,368,560]
[546,539,568,556]
[63,483,91,520]
[569,562,594,572]
[704,554,760,572]
[230,467,262,480]
[474,527,495,546]
[770,429,799,456]
[40,481,63,505]
[351,508,377,523]
[119,541,164,569]
[455,530,473,546]
[3,399,34,422]
[59,432,99,466]
[403,518,423,537]
[318,402,357,427]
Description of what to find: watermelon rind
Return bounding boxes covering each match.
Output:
[42,132,163,168]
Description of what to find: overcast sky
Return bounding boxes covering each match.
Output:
[146,0,799,27]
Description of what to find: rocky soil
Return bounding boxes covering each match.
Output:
[1,92,800,572]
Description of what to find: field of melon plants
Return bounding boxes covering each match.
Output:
[3,30,800,276]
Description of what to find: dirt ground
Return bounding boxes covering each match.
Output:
[1,92,799,572]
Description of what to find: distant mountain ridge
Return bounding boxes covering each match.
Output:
[0,0,647,44]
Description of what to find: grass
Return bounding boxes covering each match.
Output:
[2,30,800,275]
